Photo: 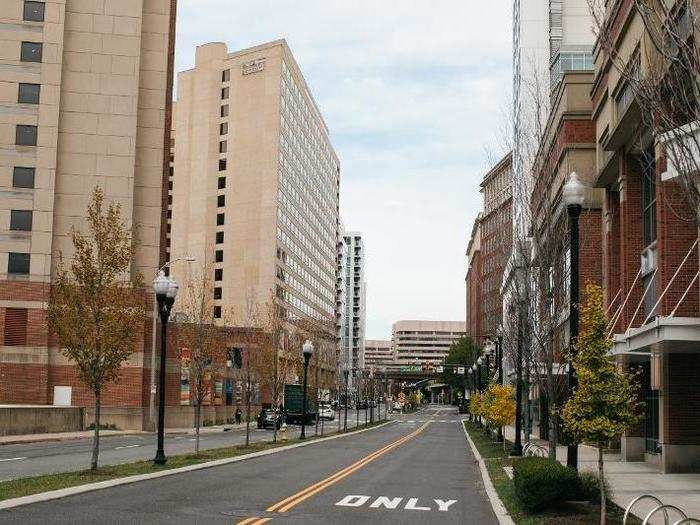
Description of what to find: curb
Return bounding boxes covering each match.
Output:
[461,421,515,525]
[0,420,393,511]
[0,431,146,446]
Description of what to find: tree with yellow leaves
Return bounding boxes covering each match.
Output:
[484,384,516,450]
[562,283,640,525]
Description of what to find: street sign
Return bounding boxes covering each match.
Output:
[457,366,465,375]
[436,365,443,373]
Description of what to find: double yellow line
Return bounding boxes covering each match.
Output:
[236,421,431,524]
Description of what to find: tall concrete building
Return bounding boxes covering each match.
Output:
[339,231,365,380]
[170,40,340,335]
[392,320,466,369]
[363,339,393,369]
[0,0,176,415]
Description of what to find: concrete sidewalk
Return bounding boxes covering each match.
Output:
[503,425,700,522]
[0,423,252,446]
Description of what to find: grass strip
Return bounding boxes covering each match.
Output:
[0,421,386,502]
[463,421,640,525]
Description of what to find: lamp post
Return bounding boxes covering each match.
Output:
[300,340,314,440]
[343,365,349,432]
[467,367,473,422]
[354,370,359,429]
[153,270,179,465]
[563,171,585,471]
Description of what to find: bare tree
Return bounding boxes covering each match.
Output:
[174,266,225,455]
[48,187,147,470]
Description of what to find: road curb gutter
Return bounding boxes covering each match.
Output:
[0,420,393,511]
[461,421,515,525]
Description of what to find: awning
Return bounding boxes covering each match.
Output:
[610,317,700,360]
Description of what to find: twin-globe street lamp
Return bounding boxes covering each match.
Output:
[342,363,350,432]
[563,171,585,471]
[152,270,179,465]
[300,340,314,440]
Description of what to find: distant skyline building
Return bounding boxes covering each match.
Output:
[170,40,340,336]
[363,339,393,369]
[392,320,466,369]
[339,232,365,384]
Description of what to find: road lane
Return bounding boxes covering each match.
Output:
[0,409,371,480]
[1,406,497,525]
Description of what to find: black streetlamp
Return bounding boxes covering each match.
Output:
[369,369,375,423]
[354,370,359,429]
[512,318,524,456]
[564,171,585,471]
[300,340,314,440]
[152,270,178,465]
[467,367,474,422]
[343,364,349,432]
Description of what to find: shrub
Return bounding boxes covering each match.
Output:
[513,457,580,512]
[576,471,610,503]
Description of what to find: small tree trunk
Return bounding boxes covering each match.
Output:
[245,376,251,447]
[91,389,101,471]
[195,402,201,455]
[599,445,606,525]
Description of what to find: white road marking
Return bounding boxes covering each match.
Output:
[0,457,26,462]
[114,445,140,450]
[435,499,457,512]
[335,495,458,512]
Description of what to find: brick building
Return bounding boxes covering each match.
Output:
[592,0,700,472]
[0,0,178,429]
[465,215,482,340]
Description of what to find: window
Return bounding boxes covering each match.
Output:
[217,213,225,225]
[4,308,28,346]
[18,83,40,104]
[13,167,35,188]
[641,148,657,247]
[166,209,172,219]
[222,69,230,82]
[219,159,227,171]
[214,287,222,300]
[215,268,223,281]
[214,306,222,319]
[221,105,229,117]
[217,195,225,207]
[220,122,228,135]
[215,250,223,262]
[167,195,172,205]
[168,180,173,190]
[23,1,45,21]
[218,177,226,189]
[219,141,227,153]
[221,87,229,100]
[16,125,37,146]
[216,231,224,244]
[20,42,42,62]
[10,210,32,231]
[8,252,30,274]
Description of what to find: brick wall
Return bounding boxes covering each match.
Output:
[579,209,603,287]
[467,252,483,340]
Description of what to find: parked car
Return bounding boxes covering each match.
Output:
[392,401,404,412]
[318,404,335,421]
[257,409,284,430]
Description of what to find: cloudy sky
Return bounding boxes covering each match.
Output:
[175,1,513,339]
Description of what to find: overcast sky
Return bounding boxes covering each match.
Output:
[175,1,513,340]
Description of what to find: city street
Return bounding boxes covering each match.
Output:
[1,406,497,524]
[0,409,374,481]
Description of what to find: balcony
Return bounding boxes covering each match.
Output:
[549,49,594,93]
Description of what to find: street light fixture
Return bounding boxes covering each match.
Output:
[300,340,314,440]
[153,270,178,465]
[563,171,585,471]
[343,363,350,432]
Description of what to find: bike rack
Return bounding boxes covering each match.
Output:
[642,504,687,525]
[673,519,700,525]
[523,441,548,457]
[624,494,665,525]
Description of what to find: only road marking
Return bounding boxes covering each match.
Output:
[336,495,457,512]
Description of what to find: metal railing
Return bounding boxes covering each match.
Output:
[523,441,548,457]
[624,494,699,525]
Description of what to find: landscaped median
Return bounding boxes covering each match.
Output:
[462,421,639,525]
[0,420,389,507]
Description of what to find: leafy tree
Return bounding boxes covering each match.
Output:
[48,187,146,470]
[439,336,481,396]
[469,391,484,421]
[484,384,516,450]
[562,283,640,525]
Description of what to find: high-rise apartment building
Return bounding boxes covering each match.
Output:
[392,320,466,369]
[0,0,176,416]
[363,339,393,369]
[339,232,365,380]
[170,40,340,335]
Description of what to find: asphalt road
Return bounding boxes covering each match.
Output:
[0,408,374,480]
[1,406,497,524]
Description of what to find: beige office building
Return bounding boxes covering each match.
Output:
[170,40,340,331]
[363,339,393,369]
[0,0,176,409]
[392,320,467,368]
